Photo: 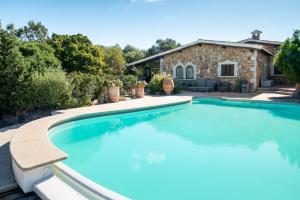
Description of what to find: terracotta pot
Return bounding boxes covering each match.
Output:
[135,86,145,98]
[108,86,120,102]
[162,78,174,95]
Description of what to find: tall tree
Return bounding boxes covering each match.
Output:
[104,45,126,75]
[19,41,61,72]
[274,30,300,97]
[123,44,145,64]
[146,38,180,57]
[16,20,48,42]
[49,33,105,75]
[0,26,29,114]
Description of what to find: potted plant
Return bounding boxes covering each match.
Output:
[107,79,123,102]
[235,79,242,93]
[135,81,147,98]
[162,75,174,95]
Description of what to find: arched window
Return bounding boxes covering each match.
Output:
[176,66,184,79]
[186,65,194,79]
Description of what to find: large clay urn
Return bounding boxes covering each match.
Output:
[108,86,120,102]
[162,78,174,95]
[135,86,145,98]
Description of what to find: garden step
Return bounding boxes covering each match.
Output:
[33,176,88,200]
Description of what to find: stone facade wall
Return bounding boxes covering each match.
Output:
[161,44,264,91]
[257,51,270,87]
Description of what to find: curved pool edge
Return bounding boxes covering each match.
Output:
[54,162,130,200]
[193,96,300,106]
[49,97,192,130]
[9,95,192,194]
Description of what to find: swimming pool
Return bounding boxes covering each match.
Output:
[50,98,300,200]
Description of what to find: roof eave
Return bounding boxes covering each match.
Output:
[127,39,273,67]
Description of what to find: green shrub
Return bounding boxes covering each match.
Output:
[172,79,181,94]
[94,76,106,99]
[148,74,180,94]
[25,68,72,110]
[148,73,165,94]
[121,75,138,96]
[67,72,98,106]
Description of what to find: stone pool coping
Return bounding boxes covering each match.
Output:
[10,95,192,171]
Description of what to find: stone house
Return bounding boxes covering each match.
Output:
[127,31,285,92]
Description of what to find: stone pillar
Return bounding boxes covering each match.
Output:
[160,58,164,73]
[250,50,258,91]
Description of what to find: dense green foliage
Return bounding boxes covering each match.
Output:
[274,30,300,83]
[104,45,126,75]
[0,26,29,114]
[50,34,105,74]
[172,79,182,94]
[0,20,182,117]
[148,73,165,94]
[19,41,61,72]
[123,45,145,64]
[146,38,180,57]
[67,72,98,106]
[274,30,300,97]
[25,68,72,110]
[121,75,138,95]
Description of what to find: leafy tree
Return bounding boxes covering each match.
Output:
[274,30,300,97]
[0,26,29,114]
[123,44,145,64]
[49,34,105,74]
[16,20,48,42]
[146,38,180,56]
[19,41,61,72]
[6,23,16,34]
[103,45,126,75]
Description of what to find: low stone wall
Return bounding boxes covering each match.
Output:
[0,109,52,128]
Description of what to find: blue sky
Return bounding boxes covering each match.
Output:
[1,0,299,49]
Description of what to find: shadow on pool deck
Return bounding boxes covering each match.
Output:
[0,126,41,199]
[0,129,18,193]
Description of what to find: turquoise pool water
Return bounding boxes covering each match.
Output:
[50,98,300,200]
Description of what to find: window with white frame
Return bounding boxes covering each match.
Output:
[176,66,184,79]
[217,60,238,77]
[221,64,234,76]
[186,65,194,79]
